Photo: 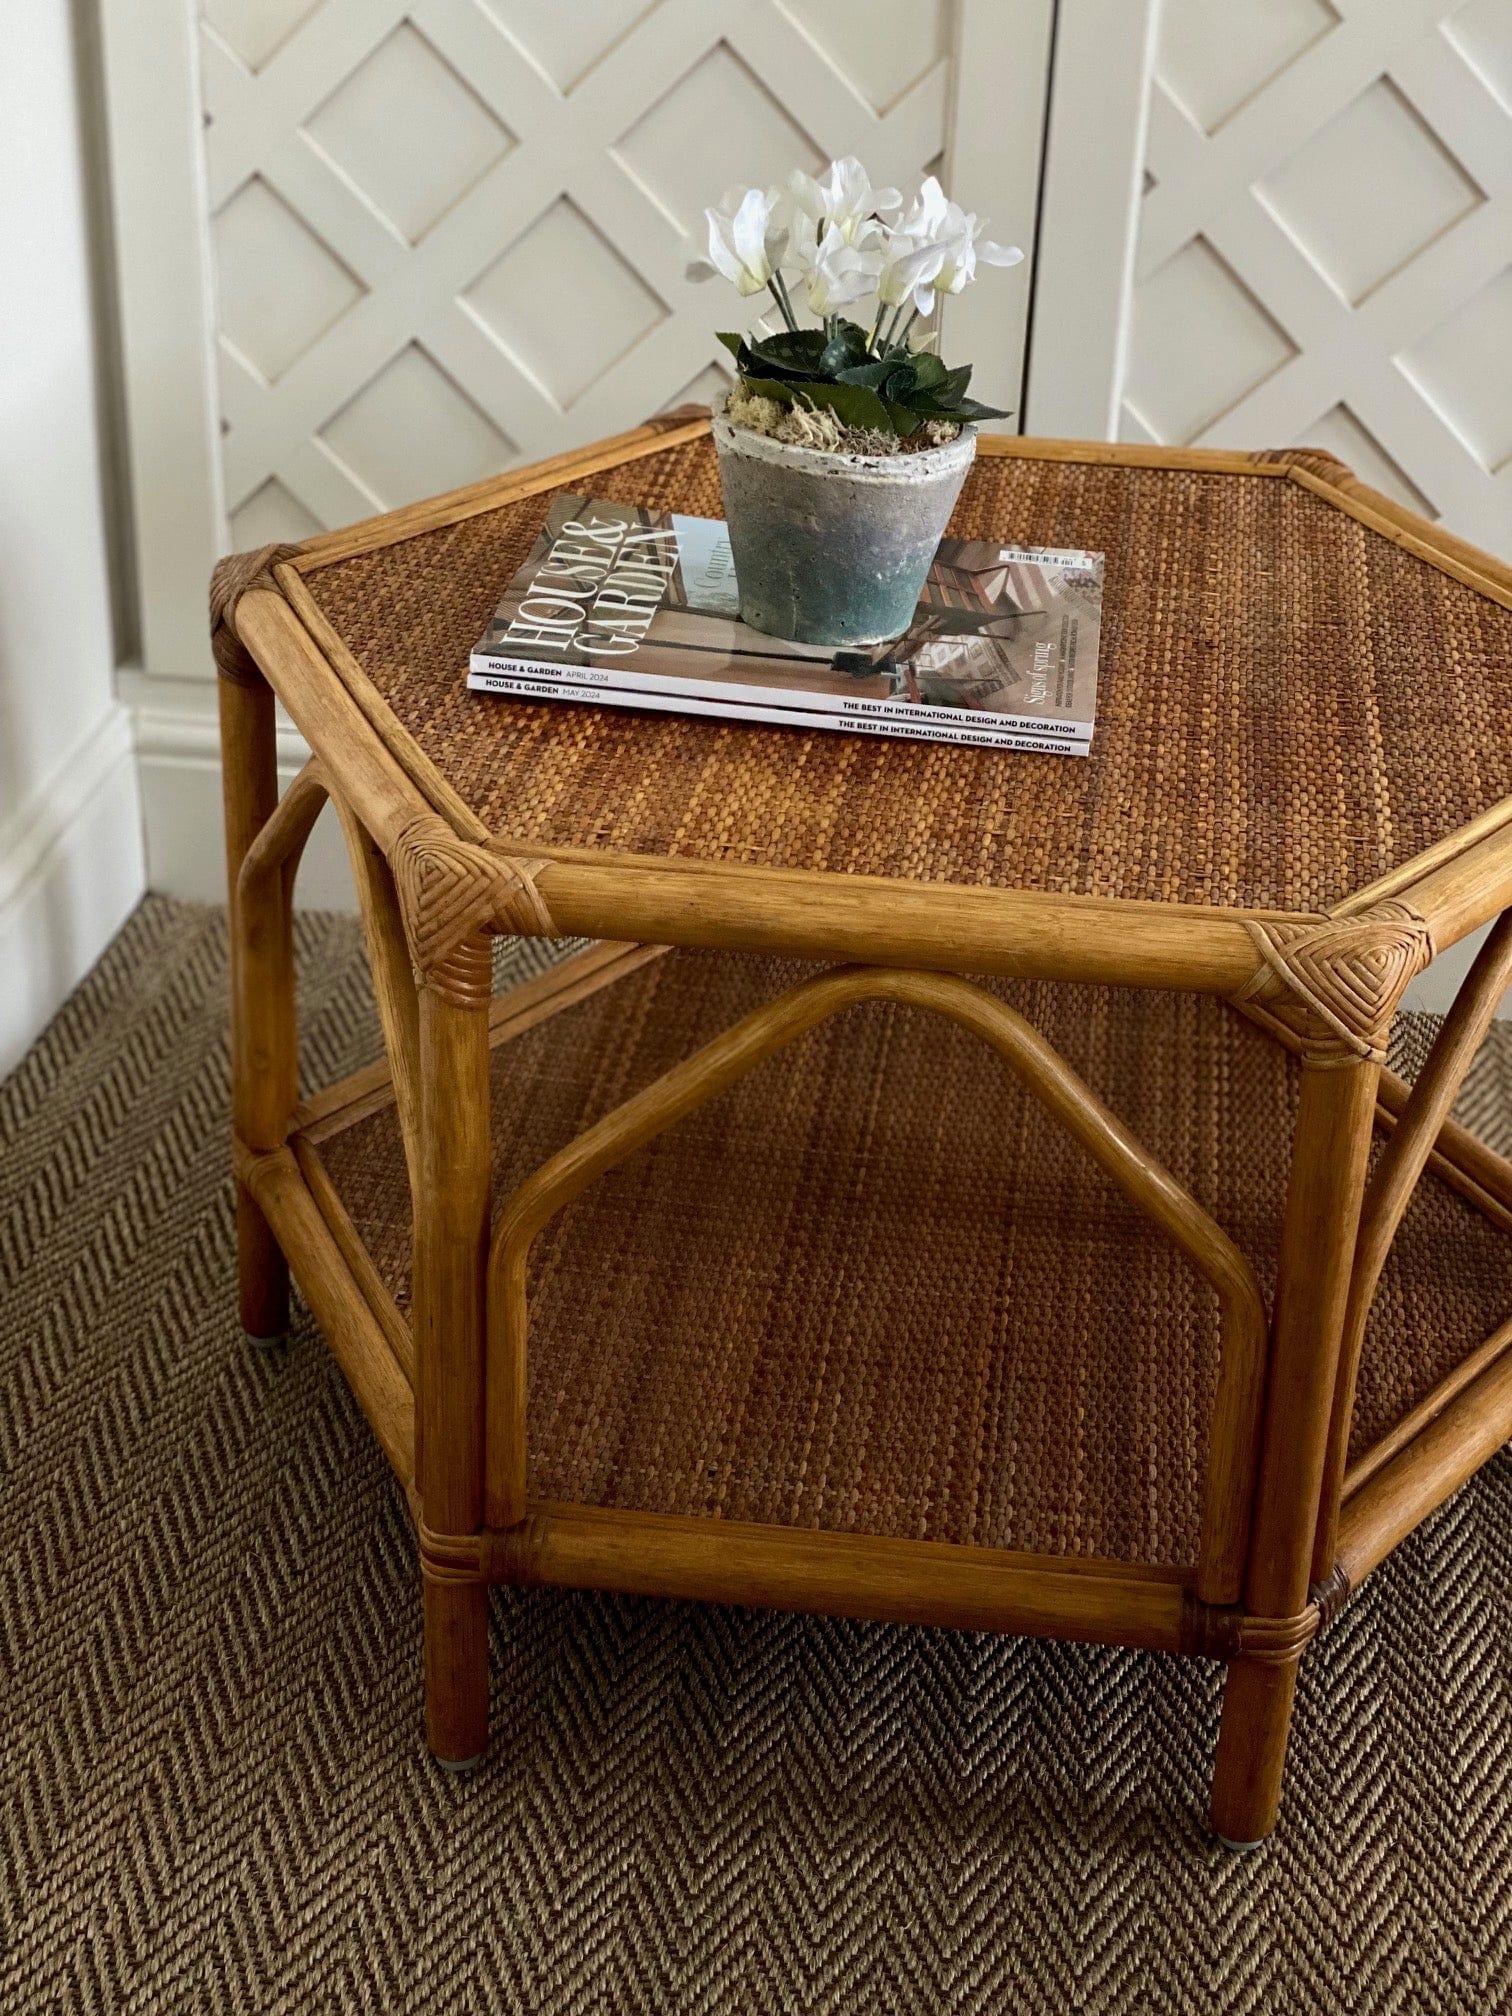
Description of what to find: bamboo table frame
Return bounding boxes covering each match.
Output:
[213,418,1512,1848]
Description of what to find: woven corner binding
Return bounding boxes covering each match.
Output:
[391,813,556,1004]
[209,541,302,686]
[1183,1595,1323,1666]
[1234,901,1434,1064]
[1186,1567,1350,1667]
[1308,1562,1351,1630]
[417,1522,484,1587]
[418,1518,541,1588]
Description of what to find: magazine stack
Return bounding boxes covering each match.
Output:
[469,494,1103,756]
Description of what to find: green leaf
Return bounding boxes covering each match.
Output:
[935,394,1013,422]
[908,352,949,392]
[834,360,894,391]
[796,379,899,432]
[844,359,932,403]
[935,362,972,401]
[746,328,829,378]
[715,331,745,359]
[819,320,871,374]
[881,361,923,403]
[736,373,799,407]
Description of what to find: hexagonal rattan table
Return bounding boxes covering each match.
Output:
[213,412,1512,1847]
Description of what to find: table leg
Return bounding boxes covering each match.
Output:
[414,941,492,1766]
[219,667,294,1344]
[1210,1052,1379,1846]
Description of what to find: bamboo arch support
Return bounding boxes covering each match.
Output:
[231,755,330,1169]
[236,758,329,911]
[229,758,330,1338]
[483,964,1270,1604]
[330,795,425,1200]
[1311,905,1512,1583]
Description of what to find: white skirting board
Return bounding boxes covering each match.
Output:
[132,681,356,913]
[0,704,146,1077]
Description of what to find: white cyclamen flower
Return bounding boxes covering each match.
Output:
[932,215,1022,298]
[802,223,882,317]
[874,230,951,312]
[889,176,1022,313]
[789,156,901,250]
[687,185,789,295]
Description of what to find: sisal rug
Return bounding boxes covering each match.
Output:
[3,897,1512,2014]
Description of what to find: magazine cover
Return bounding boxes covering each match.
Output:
[470,494,1102,749]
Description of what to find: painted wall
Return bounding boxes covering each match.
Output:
[0,0,144,1074]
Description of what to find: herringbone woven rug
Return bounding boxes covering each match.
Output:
[4,897,1512,2014]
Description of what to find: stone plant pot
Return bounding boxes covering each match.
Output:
[710,396,977,647]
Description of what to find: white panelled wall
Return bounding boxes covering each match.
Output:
[202,0,1040,543]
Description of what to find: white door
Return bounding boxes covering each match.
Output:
[1121,0,1512,560]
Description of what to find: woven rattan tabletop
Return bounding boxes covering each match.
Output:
[290,419,1512,920]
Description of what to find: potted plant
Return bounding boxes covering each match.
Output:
[690,158,1022,646]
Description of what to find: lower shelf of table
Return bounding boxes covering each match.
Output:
[295,945,1512,1588]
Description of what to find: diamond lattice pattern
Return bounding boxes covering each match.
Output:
[305,24,515,246]
[200,0,965,538]
[1126,0,1512,560]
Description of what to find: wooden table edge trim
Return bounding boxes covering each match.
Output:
[274,562,489,843]
[232,586,1292,996]
[1375,818,1512,950]
[1333,795,1512,919]
[1284,461,1512,611]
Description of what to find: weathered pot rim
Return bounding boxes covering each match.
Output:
[710,393,977,486]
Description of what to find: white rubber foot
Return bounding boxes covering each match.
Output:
[1216,1833,1267,1854]
[243,1330,286,1351]
[434,1752,484,1775]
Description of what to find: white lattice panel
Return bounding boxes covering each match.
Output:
[199,0,1029,549]
[1124,0,1512,559]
